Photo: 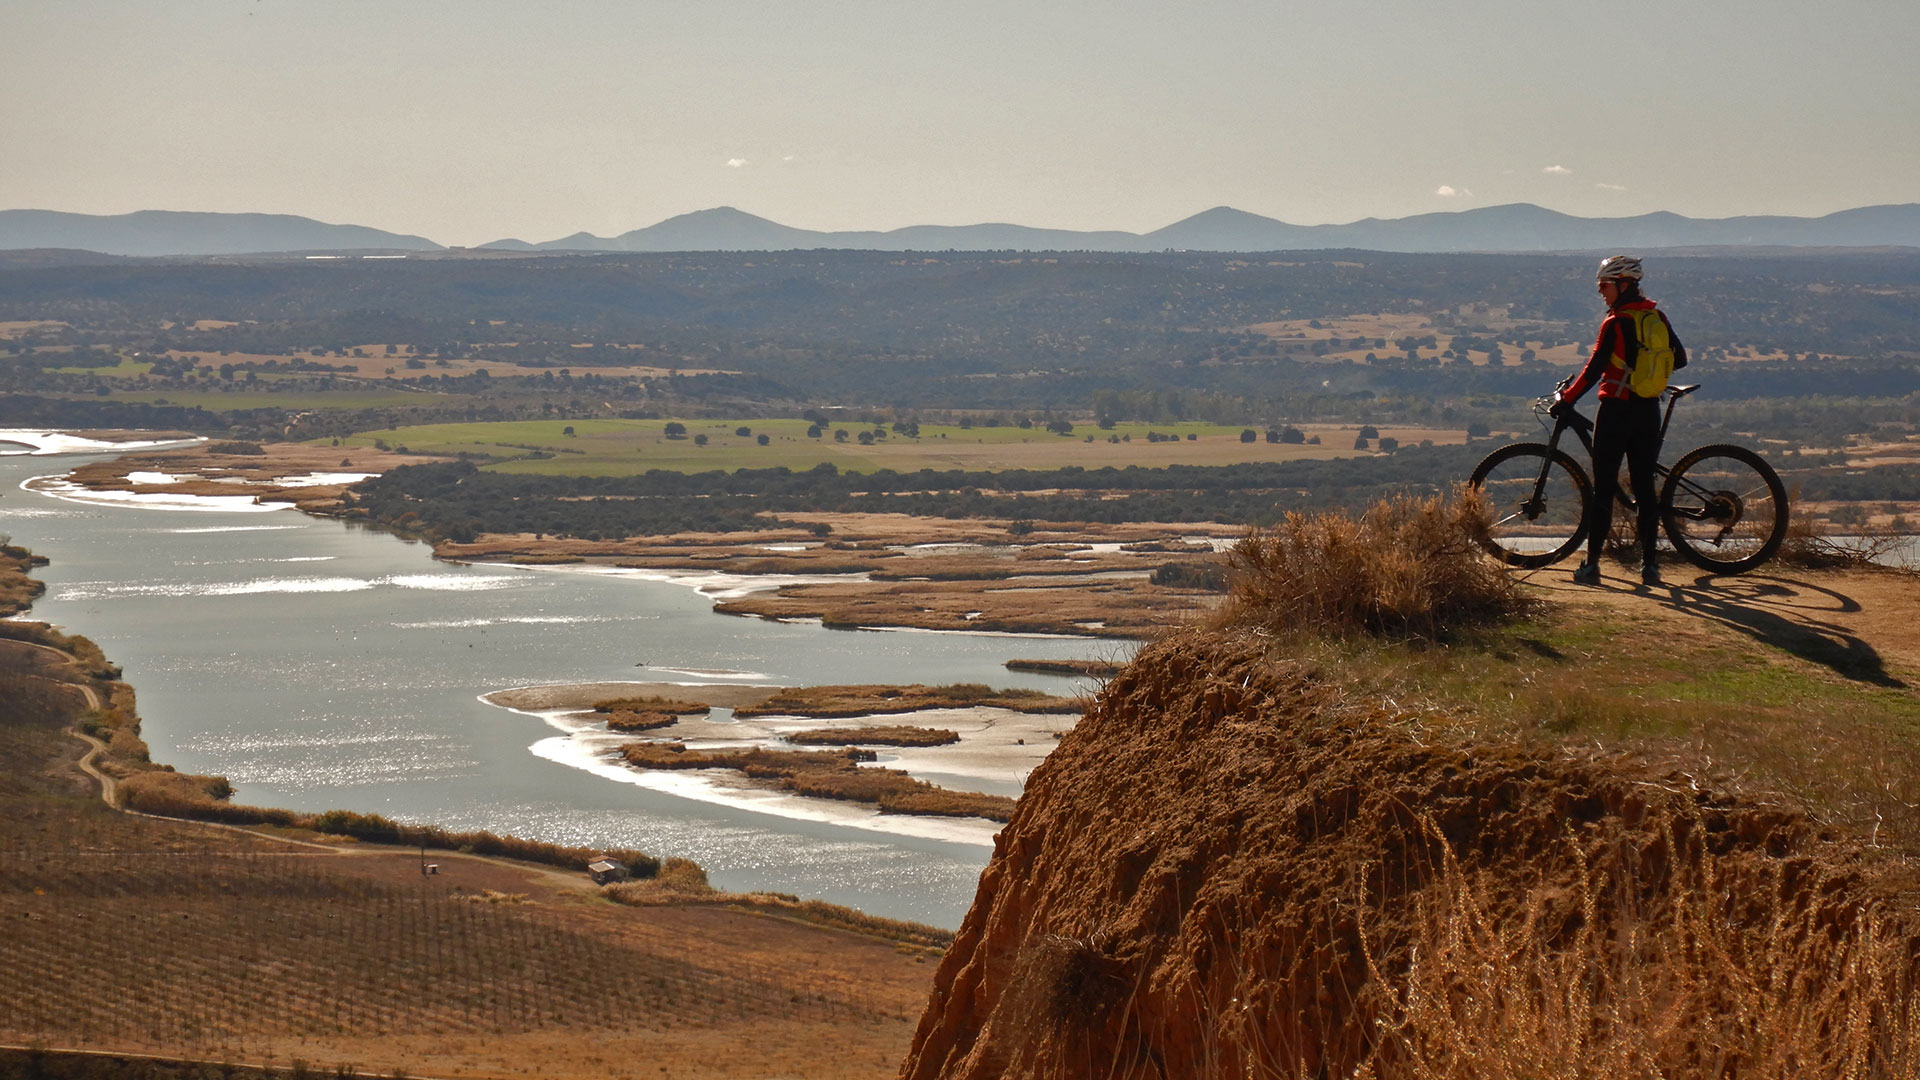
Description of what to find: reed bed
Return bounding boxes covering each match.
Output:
[619,742,1015,821]
[1349,819,1920,1080]
[735,682,1079,719]
[786,725,960,747]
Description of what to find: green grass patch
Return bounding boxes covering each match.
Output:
[47,358,154,378]
[327,417,1345,476]
[1281,577,1920,842]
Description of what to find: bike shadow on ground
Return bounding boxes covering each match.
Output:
[1650,572,1905,688]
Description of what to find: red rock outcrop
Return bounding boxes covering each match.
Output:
[901,631,1918,1078]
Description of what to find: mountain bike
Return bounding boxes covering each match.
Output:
[1468,383,1789,573]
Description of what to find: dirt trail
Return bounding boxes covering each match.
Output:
[1521,562,1920,687]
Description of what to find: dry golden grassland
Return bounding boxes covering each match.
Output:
[0,318,67,338]
[1248,309,1587,367]
[1844,432,1920,468]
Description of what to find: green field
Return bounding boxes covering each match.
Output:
[330,417,1393,476]
[47,358,155,378]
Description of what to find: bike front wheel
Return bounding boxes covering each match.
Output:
[1659,444,1789,573]
[1468,443,1592,569]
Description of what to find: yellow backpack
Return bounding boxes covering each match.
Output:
[1622,309,1676,398]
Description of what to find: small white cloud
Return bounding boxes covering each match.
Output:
[1435,185,1471,197]
[1595,182,1627,191]
[1543,164,1573,175]
[726,157,749,168]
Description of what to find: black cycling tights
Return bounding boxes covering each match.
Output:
[1587,395,1663,565]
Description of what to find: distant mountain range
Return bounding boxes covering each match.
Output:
[5,203,1919,258]
[0,210,439,257]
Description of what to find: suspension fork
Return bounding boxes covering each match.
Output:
[1525,418,1574,515]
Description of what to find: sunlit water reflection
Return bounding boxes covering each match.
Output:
[1,447,1132,926]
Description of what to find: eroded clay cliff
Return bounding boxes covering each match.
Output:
[902,631,1917,1079]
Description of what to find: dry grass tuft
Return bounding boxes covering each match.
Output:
[1222,488,1533,638]
[1773,515,1914,571]
[1355,817,1920,1080]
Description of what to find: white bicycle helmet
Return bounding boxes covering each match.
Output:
[1596,255,1644,281]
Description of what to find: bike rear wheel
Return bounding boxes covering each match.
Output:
[1468,442,1592,568]
[1659,444,1789,573]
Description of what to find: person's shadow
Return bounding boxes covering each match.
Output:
[1647,572,1905,688]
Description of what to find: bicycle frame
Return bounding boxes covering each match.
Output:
[1531,386,1695,513]
[1533,384,1754,544]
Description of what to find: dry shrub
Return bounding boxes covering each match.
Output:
[605,708,679,732]
[655,855,712,893]
[118,769,238,814]
[1774,515,1914,571]
[104,726,151,765]
[0,545,48,617]
[1358,818,1920,1080]
[1224,488,1531,638]
[605,857,713,904]
[603,869,954,949]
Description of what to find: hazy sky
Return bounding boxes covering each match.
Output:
[5,0,1916,246]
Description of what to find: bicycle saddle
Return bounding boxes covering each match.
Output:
[1668,384,1701,398]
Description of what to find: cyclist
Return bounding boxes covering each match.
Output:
[1551,255,1687,586]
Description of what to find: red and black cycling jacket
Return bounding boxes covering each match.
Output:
[1561,298,1687,403]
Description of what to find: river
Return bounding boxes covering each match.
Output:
[0,438,1132,927]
